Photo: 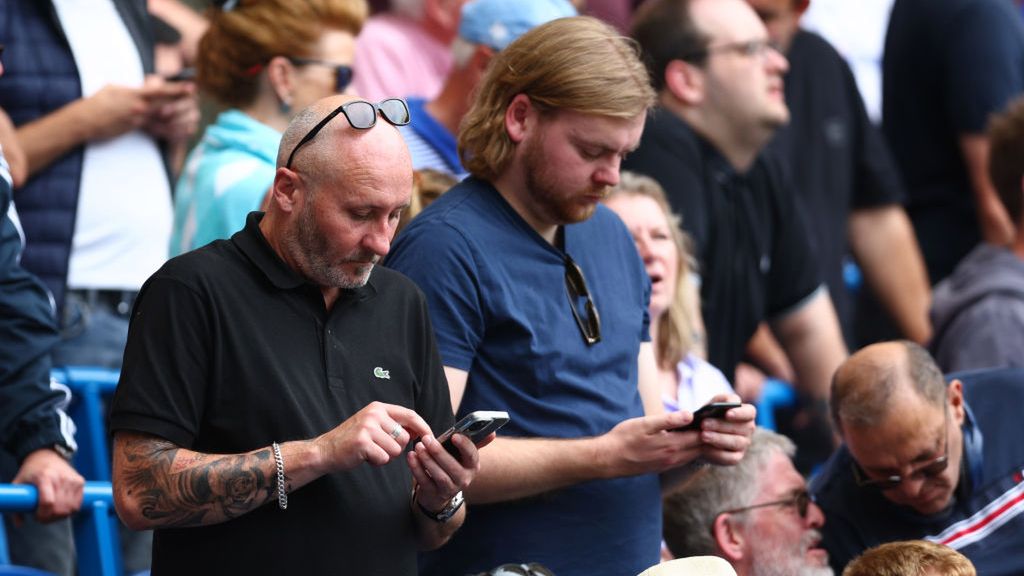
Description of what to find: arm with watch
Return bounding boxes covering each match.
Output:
[112,400,482,549]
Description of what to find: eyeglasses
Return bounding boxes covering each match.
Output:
[720,489,814,519]
[287,56,355,94]
[284,98,411,169]
[564,254,601,346]
[478,563,556,576]
[851,407,950,490]
[683,39,780,63]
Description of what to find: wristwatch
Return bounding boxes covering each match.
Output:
[415,489,465,523]
[51,443,74,461]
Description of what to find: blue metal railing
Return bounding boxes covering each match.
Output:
[0,481,121,576]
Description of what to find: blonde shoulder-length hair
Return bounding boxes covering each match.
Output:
[607,171,704,370]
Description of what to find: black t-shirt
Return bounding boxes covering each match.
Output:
[883,0,1024,281]
[622,110,822,381]
[770,29,905,334]
[109,213,454,576]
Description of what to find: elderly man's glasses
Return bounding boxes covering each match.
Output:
[564,254,601,346]
[720,489,814,519]
[683,39,780,62]
[284,98,410,169]
[287,57,355,94]
[477,563,556,576]
[852,407,949,490]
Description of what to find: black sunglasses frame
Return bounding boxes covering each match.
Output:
[563,254,601,346]
[287,56,354,94]
[851,407,950,490]
[284,98,411,169]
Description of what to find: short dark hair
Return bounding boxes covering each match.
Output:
[631,0,709,91]
[987,96,1024,224]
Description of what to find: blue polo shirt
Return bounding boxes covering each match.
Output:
[386,177,661,576]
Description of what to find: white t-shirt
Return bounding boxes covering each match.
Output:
[53,0,172,291]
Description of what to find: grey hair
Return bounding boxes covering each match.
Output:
[831,340,947,431]
[663,428,796,558]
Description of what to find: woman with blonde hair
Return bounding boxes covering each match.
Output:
[171,0,368,255]
[605,171,734,412]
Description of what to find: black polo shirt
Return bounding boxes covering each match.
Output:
[110,212,453,576]
[770,29,905,339]
[622,109,822,382]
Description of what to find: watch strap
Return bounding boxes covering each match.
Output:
[415,489,464,523]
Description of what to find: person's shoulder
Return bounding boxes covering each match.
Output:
[957,367,1024,401]
[157,238,240,283]
[357,13,423,47]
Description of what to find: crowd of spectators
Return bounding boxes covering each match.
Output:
[2,0,1024,574]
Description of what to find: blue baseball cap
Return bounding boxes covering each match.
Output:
[458,0,578,51]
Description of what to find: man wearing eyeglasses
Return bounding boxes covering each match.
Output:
[109,95,483,575]
[626,0,848,439]
[663,428,833,576]
[386,16,756,576]
[810,340,1024,574]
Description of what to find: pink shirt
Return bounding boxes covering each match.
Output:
[353,13,452,101]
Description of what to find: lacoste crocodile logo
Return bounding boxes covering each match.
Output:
[373,367,390,380]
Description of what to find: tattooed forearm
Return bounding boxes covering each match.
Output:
[113,432,283,529]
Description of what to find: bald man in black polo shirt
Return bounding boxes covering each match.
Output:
[108,95,481,575]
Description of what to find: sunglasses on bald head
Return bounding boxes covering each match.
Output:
[284,98,411,169]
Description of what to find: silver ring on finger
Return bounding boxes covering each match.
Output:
[389,424,403,440]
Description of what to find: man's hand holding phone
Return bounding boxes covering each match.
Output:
[408,411,507,517]
[678,395,756,466]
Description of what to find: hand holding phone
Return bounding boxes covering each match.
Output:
[437,410,509,462]
[669,402,741,432]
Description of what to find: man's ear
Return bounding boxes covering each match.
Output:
[948,379,966,425]
[504,93,534,144]
[266,56,295,109]
[712,513,746,563]
[664,58,705,106]
[795,0,811,18]
[268,168,301,213]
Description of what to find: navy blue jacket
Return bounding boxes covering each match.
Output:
[0,0,155,311]
[0,157,75,480]
[812,368,1024,574]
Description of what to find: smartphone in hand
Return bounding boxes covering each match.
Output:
[437,410,510,462]
[163,68,196,83]
[669,402,741,432]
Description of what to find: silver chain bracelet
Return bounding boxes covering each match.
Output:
[271,442,288,510]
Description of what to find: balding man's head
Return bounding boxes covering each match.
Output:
[830,340,947,434]
[263,95,413,293]
[275,95,412,191]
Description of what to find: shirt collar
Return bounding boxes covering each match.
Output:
[231,211,378,301]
